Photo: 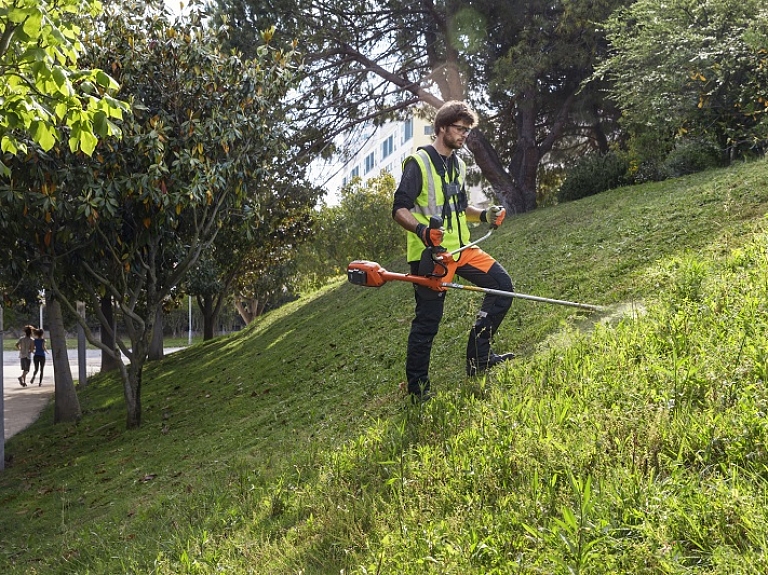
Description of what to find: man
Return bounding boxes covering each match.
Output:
[392,100,515,401]
[16,325,34,387]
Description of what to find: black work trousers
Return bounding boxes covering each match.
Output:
[405,254,513,395]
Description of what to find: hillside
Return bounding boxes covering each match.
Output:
[2,159,768,574]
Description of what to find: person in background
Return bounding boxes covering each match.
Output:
[391,100,515,402]
[15,325,35,387]
[30,327,48,386]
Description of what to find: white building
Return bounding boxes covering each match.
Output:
[317,111,489,207]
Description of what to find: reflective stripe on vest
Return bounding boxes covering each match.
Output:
[405,149,470,262]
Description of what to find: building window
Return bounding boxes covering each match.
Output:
[350,166,359,178]
[381,135,394,159]
[364,152,375,174]
[402,118,413,143]
[424,125,434,136]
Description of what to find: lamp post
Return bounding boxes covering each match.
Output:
[1,305,5,471]
[38,289,45,329]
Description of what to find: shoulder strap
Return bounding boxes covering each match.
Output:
[417,145,447,178]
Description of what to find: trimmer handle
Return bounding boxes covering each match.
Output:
[427,216,447,253]
[488,206,504,230]
[485,206,506,230]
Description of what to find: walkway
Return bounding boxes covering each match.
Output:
[2,349,103,440]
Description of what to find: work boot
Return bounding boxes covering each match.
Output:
[467,352,516,376]
[406,379,432,403]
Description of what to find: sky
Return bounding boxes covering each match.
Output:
[163,0,187,16]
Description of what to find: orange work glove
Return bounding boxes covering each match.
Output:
[482,205,506,228]
[415,223,444,248]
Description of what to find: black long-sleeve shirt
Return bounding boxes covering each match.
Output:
[391,158,422,217]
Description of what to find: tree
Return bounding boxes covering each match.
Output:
[228,184,316,325]
[48,297,81,423]
[0,0,128,176]
[185,157,318,339]
[595,0,768,163]
[295,171,402,291]
[1,0,127,419]
[0,0,304,429]
[0,174,84,424]
[213,0,628,213]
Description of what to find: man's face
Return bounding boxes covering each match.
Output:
[440,122,472,150]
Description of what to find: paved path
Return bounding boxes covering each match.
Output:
[2,349,103,440]
[3,348,182,440]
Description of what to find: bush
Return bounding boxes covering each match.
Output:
[661,139,725,177]
[556,151,631,203]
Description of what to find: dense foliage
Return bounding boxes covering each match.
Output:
[0,0,303,428]
[597,0,768,164]
[556,151,630,203]
[212,0,630,213]
[0,0,128,176]
[295,172,402,291]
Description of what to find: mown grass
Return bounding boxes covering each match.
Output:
[2,159,768,574]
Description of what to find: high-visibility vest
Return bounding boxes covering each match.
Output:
[406,147,470,262]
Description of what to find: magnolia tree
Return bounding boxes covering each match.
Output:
[0,1,303,429]
[0,0,127,176]
[185,160,319,339]
[0,0,127,426]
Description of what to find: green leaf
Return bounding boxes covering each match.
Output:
[22,9,42,37]
[31,120,57,151]
[54,102,68,120]
[79,130,99,156]
[94,70,115,89]
[1,135,19,155]
[93,110,108,136]
[52,66,69,91]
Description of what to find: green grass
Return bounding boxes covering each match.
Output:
[3,159,768,573]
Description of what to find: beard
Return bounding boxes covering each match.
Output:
[443,133,464,151]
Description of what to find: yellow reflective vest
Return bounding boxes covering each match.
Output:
[406,147,470,262]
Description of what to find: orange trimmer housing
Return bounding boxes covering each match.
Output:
[347,260,445,291]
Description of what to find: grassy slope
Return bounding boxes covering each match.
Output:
[2,159,768,573]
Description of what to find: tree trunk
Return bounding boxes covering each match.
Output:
[508,87,543,213]
[100,296,120,372]
[48,298,81,424]
[148,307,164,360]
[200,295,216,340]
[235,298,255,325]
[117,327,150,429]
[466,130,529,215]
[117,352,145,429]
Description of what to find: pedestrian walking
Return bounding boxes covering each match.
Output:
[30,327,48,386]
[15,325,35,387]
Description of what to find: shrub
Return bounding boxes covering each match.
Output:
[661,139,725,177]
[556,151,631,203]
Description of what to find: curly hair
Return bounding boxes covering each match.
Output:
[434,100,479,134]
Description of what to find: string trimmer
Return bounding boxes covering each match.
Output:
[347,259,605,311]
[347,217,605,312]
